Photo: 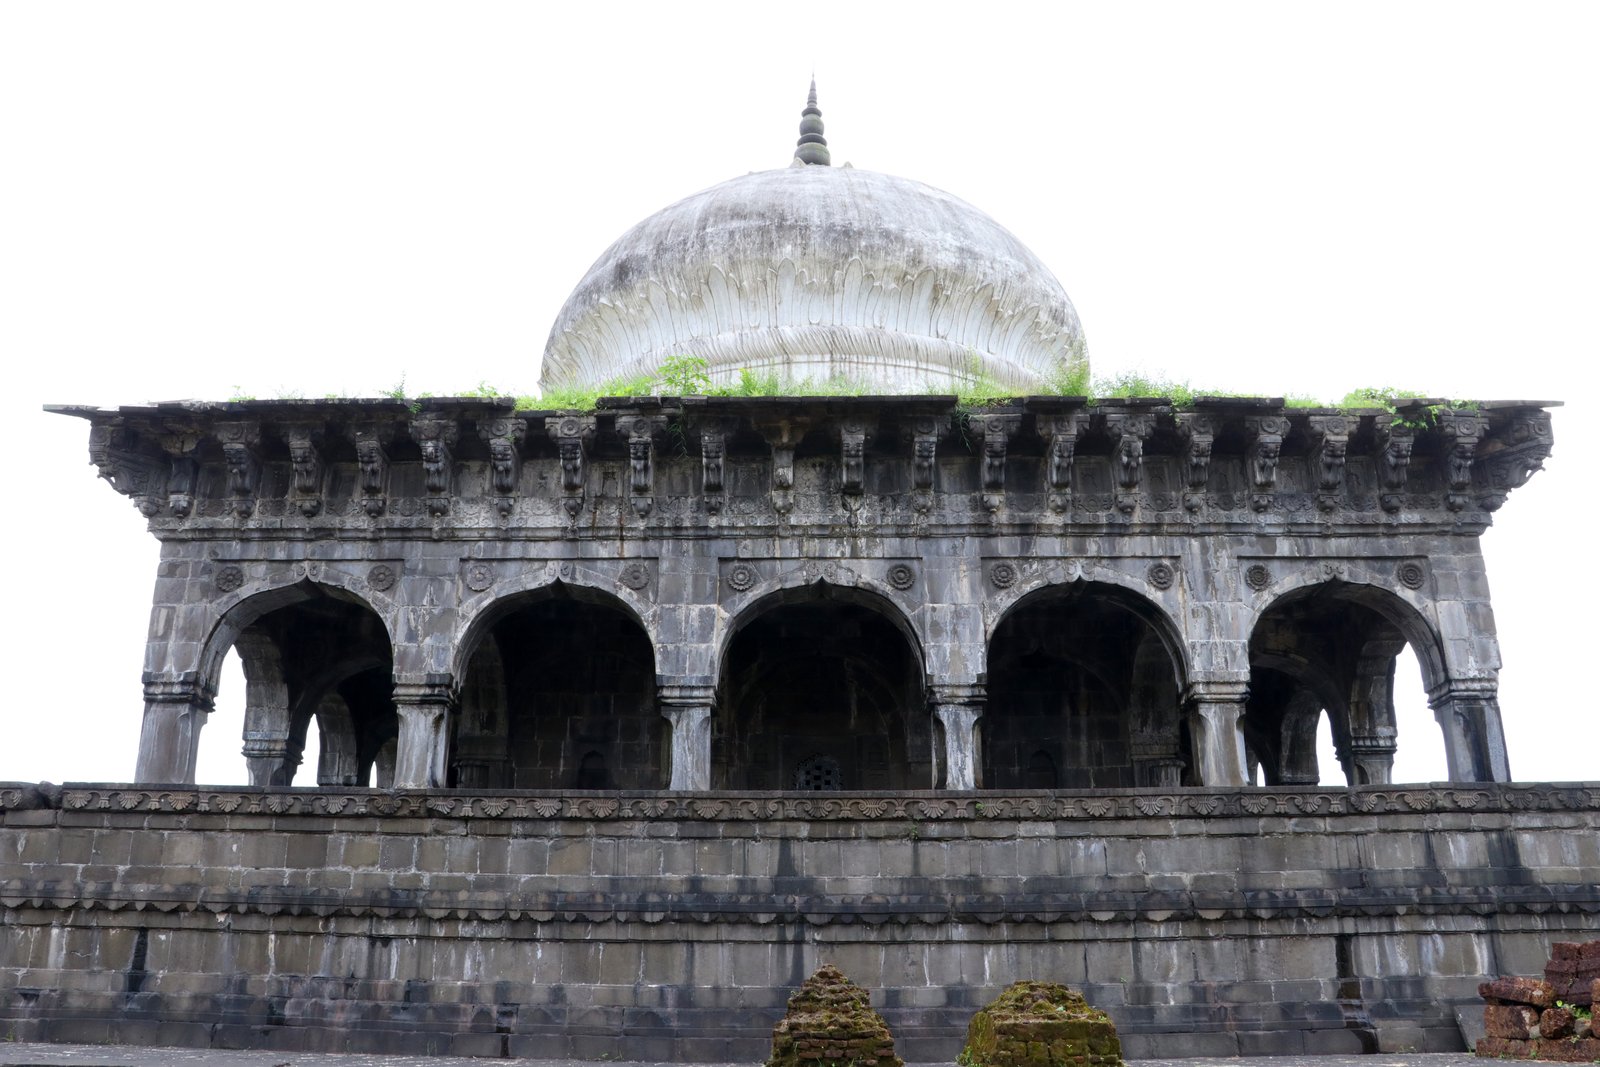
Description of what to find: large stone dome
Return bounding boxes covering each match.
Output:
[539,163,1086,394]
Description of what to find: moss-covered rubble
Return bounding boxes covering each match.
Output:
[959,981,1125,1067]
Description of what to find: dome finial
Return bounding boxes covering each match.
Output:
[793,77,831,166]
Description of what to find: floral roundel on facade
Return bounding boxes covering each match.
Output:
[989,562,1018,589]
[727,562,758,593]
[366,564,397,592]
[620,562,651,591]
[1147,562,1176,590]
[886,563,916,591]
[464,562,495,592]
[1244,563,1272,591]
[1396,560,1426,590]
[214,565,245,594]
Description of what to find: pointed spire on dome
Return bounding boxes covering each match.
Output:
[793,78,831,166]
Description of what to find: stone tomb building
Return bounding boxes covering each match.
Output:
[3,91,1594,1060]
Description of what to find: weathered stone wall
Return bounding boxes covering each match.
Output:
[4,782,1596,1060]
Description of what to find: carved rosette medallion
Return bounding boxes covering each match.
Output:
[886,563,916,591]
[1244,563,1272,591]
[1147,562,1176,591]
[726,562,758,593]
[620,562,651,591]
[1396,560,1426,590]
[463,562,495,593]
[215,565,245,594]
[366,564,397,592]
[990,561,1018,589]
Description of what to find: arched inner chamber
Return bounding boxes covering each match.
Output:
[223,585,397,788]
[714,591,930,790]
[984,582,1188,789]
[453,590,662,789]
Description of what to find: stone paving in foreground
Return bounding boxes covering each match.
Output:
[0,1043,1492,1067]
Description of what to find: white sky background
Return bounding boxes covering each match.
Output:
[1,2,1594,785]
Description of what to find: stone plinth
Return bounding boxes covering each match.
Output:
[767,965,901,1067]
[960,981,1124,1067]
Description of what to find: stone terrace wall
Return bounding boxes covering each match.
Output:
[2,782,1597,1060]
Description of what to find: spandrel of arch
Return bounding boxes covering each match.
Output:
[452,586,661,790]
[1248,581,1452,785]
[189,581,396,788]
[715,585,929,791]
[984,581,1188,790]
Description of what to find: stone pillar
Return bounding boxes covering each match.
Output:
[660,683,713,791]
[930,684,985,790]
[243,734,301,788]
[1428,679,1511,782]
[392,677,454,789]
[135,674,215,784]
[1184,680,1250,787]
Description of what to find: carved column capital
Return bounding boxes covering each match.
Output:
[1183,679,1250,787]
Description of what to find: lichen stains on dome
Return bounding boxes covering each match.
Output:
[539,160,1086,395]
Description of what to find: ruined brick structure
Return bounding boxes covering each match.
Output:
[3,86,1595,1060]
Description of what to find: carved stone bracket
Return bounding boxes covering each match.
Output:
[754,416,810,517]
[968,412,1021,514]
[352,423,391,518]
[696,417,736,516]
[905,416,941,512]
[544,415,595,521]
[1476,408,1552,512]
[1307,415,1350,512]
[1245,416,1287,512]
[409,417,460,518]
[1041,411,1087,514]
[838,417,875,496]
[1105,413,1155,515]
[478,417,527,519]
[284,424,326,518]
[614,414,666,519]
[1374,421,1414,514]
[1175,413,1214,513]
[150,426,207,519]
[1435,410,1482,513]
[88,424,170,518]
[216,420,262,520]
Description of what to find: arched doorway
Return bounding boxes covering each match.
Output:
[196,582,396,787]
[985,582,1188,789]
[715,586,928,790]
[1248,582,1441,785]
[453,586,661,789]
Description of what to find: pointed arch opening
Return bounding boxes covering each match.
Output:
[984,581,1189,789]
[715,583,928,790]
[452,584,661,789]
[195,581,396,787]
[1248,581,1443,785]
